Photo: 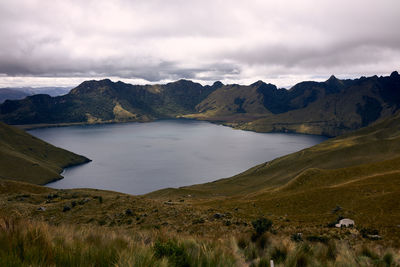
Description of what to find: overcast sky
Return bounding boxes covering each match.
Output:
[0,0,399,88]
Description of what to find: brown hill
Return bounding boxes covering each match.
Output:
[0,122,90,184]
[188,71,400,136]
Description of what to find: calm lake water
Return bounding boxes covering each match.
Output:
[29,120,327,195]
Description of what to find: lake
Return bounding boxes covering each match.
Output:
[29,120,327,195]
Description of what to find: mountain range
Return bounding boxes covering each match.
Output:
[1,71,400,263]
[0,88,31,104]
[1,71,399,136]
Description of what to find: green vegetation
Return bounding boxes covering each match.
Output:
[0,122,90,184]
[0,79,217,126]
[252,217,273,237]
[1,72,399,136]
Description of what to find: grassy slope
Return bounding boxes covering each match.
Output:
[149,112,400,197]
[0,113,400,261]
[1,214,399,266]
[146,112,400,245]
[0,122,90,184]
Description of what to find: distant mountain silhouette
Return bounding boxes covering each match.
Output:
[0,86,72,104]
[0,88,31,103]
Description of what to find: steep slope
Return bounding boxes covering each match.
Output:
[0,122,90,184]
[0,79,217,125]
[190,71,400,136]
[195,81,273,117]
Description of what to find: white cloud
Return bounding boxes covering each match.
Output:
[0,0,399,87]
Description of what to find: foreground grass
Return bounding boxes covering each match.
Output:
[0,218,399,267]
[0,218,237,267]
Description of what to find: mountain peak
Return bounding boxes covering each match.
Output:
[212,81,223,88]
[327,75,338,82]
[165,79,197,87]
[175,79,194,84]
[70,79,115,95]
[390,71,399,78]
[250,80,266,87]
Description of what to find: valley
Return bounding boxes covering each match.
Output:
[1,73,400,265]
[1,72,399,137]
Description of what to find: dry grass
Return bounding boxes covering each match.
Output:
[0,217,399,266]
[0,217,238,267]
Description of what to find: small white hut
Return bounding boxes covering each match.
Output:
[335,218,355,228]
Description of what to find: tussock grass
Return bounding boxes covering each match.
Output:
[0,218,237,267]
[0,217,399,266]
[243,234,400,267]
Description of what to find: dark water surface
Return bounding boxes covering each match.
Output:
[29,120,327,195]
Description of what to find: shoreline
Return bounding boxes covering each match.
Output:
[13,120,138,130]
[44,157,93,186]
[14,117,332,138]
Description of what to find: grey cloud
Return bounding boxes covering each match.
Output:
[223,39,400,69]
[0,0,399,87]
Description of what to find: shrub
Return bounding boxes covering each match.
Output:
[306,235,329,244]
[332,205,342,214]
[237,236,249,250]
[251,217,272,237]
[270,245,288,263]
[153,239,189,267]
[256,234,270,250]
[383,252,393,266]
[291,233,303,242]
[360,228,379,238]
[192,218,205,224]
[98,219,107,226]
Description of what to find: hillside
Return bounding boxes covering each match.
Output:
[3,179,398,266]
[155,110,400,197]
[1,99,400,265]
[0,113,400,256]
[0,79,218,125]
[0,122,90,184]
[146,111,400,244]
[189,72,400,136]
[1,72,399,136]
